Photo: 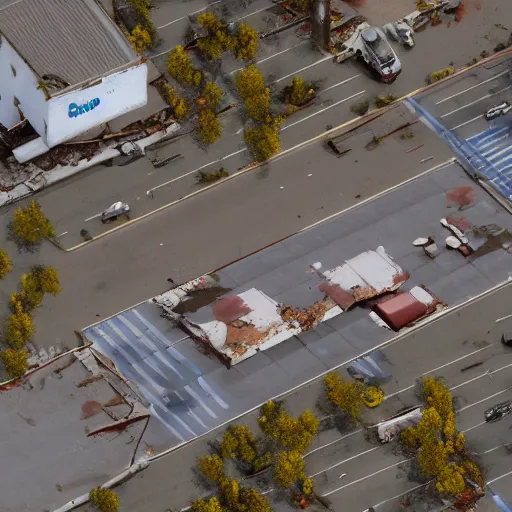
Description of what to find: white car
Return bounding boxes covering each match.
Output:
[485,101,512,121]
[360,27,402,83]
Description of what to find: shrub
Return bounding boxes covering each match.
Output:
[196,108,222,144]
[24,265,61,297]
[350,100,370,116]
[283,77,315,107]
[244,123,281,162]
[221,425,257,463]
[428,66,456,84]
[435,464,465,496]
[361,386,384,408]
[128,0,156,38]
[196,168,229,184]
[414,407,443,443]
[219,478,241,510]
[273,451,304,488]
[198,454,224,483]
[422,377,453,421]
[159,83,188,121]
[197,37,225,60]
[253,451,272,472]
[168,46,202,87]
[375,94,397,108]
[324,372,364,420]
[1,348,29,379]
[0,249,12,279]
[5,300,34,349]
[196,13,232,59]
[10,200,55,249]
[302,478,314,496]
[455,432,466,453]
[235,23,259,61]
[202,81,223,110]
[418,436,447,478]
[89,488,120,512]
[240,487,272,512]
[128,24,152,54]
[235,65,265,100]
[401,427,418,449]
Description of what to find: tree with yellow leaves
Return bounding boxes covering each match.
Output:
[5,300,34,349]
[244,123,281,162]
[235,65,266,100]
[10,200,55,249]
[244,89,271,123]
[283,77,315,107]
[234,23,259,61]
[273,450,304,488]
[190,497,224,512]
[435,463,465,496]
[1,348,29,379]
[159,82,188,121]
[128,24,152,54]
[196,12,234,60]
[198,454,225,483]
[0,249,12,279]
[423,377,453,421]
[168,46,202,88]
[415,407,443,442]
[202,81,223,110]
[221,425,257,464]
[455,432,466,453]
[219,478,240,510]
[418,435,447,478]
[196,108,222,144]
[324,372,365,421]
[89,487,120,512]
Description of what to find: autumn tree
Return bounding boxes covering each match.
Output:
[324,372,365,421]
[235,65,265,100]
[10,200,55,249]
[15,265,61,313]
[240,487,272,512]
[196,108,222,144]
[89,488,120,512]
[244,123,281,161]
[235,23,259,61]
[218,478,272,512]
[168,45,202,87]
[418,435,447,479]
[283,77,315,107]
[5,300,34,349]
[202,81,223,110]
[0,249,12,279]
[436,464,465,496]
[258,401,319,453]
[159,82,188,120]
[245,89,271,123]
[128,24,152,54]
[273,450,304,488]
[191,497,224,512]
[302,478,314,496]
[196,12,234,59]
[422,377,453,421]
[221,425,257,464]
[198,454,225,483]
[1,348,29,379]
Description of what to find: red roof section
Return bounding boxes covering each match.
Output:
[212,296,252,324]
[373,293,427,331]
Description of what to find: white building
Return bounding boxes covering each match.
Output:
[0,0,152,162]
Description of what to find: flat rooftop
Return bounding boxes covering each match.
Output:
[0,0,136,88]
[83,160,512,451]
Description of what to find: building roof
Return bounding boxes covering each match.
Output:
[0,0,136,87]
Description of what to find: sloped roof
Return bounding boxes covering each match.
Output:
[0,0,136,87]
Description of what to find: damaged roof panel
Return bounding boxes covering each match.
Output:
[373,293,428,331]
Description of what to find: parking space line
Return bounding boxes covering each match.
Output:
[282,90,366,131]
[451,114,482,130]
[440,85,512,118]
[436,70,510,105]
[309,446,380,478]
[362,482,431,511]
[458,387,512,413]
[84,212,103,223]
[274,54,333,83]
[234,5,271,21]
[157,1,222,29]
[304,429,363,457]
[488,469,512,485]
[317,75,361,96]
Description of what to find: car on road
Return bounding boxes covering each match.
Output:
[484,401,512,422]
[101,201,130,223]
[360,27,402,83]
[484,101,512,121]
[502,334,512,347]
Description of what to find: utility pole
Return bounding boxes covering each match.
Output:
[311,0,330,52]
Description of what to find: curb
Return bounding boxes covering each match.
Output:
[59,48,512,252]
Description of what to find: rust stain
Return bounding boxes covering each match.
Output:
[87,414,149,437]
[81,400,103,419]
[392,271,410,286]
[454,2,466,22]
[446,215,472,231]
[318,282,355,310]
[446,186,474,209]
[212,296,252,324]
[406,144,424,153]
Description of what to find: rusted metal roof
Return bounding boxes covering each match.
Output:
[373,293,427,331]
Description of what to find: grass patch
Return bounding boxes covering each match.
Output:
[196,168,229,184]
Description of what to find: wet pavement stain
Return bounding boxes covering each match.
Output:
[80,400,103,419]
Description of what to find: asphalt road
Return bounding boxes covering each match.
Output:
[105,281,512,512]
[0,104,454,352]
[26,1,512,251]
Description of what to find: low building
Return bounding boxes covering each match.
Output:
[0,0,157,162]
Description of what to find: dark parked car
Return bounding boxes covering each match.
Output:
[501,334,512,347]
[484,401,512,422]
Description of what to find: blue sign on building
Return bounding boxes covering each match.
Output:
[68,98,100,118]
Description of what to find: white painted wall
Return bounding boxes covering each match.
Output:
[46,63,148,147]
[0,36,48,135]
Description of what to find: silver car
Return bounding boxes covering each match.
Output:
[360,27,402,83]
[101,201,130,223]
[485,101,512,121]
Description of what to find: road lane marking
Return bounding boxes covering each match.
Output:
[309,447,380,478]
[436,70,510,105]
[282,90,366,131]
[157,0,222,29]
[362,482,431,511]
[440,85,512,118]
[488,469,512,485]
[316,75,361,96]
[229,41,309,75]
[147,148,248,195]
[274,54,333,83]
[321,458,413,497]
[451,114,483,130]
[235,5,271,21]
[458,387,511,413]
[304,429,363,457]
[84,212,103,222]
